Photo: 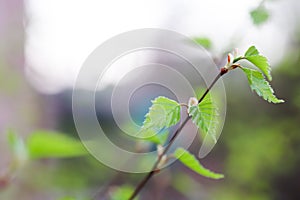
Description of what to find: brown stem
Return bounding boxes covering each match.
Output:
[128,70,225,200]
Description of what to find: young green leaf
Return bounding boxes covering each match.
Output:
[26,130,88,159]
[174,148,224,179]
[109,185,138,200]
[244,46,272,81]
[241,67,284,103]
[188,95,219,142]
[244,46,259,57]
[138,96,180,138]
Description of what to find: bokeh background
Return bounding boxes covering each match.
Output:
[1,0,300,199]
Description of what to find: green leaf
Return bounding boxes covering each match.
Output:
[7,130,20,151]
[193,37,212,49]
[138,96,180,139]
[26,130,88,159]
[188,95,219,142]
[143,96,181,129]
[109,185,138,200]
[57,197,76,200]
[140,130,169,145]
[174,148,224,179]
[244,46,259,57]
[244,46,272,81]
[246,55,271,80]
[241,67,284,103]
[7,130,28,163]
[250,6,270,26]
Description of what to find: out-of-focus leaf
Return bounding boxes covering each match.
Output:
[7,130,28,163]
[241,67,284,103]
[174,148,224,179]
[57,197,90,200]
[193,37,212,49]
[250,6,270,26]
[26,130,88,159]
[188,95,219,142]
[58,197,76,200]
[140,129,169,145]
[109,185,138,200]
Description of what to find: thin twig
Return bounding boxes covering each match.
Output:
[179,103,189,108]
[128,70,225,200]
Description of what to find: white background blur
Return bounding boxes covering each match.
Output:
[25,0,298,93]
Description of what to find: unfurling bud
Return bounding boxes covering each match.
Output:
[157,155,168,169]
[188,97,198,107]
[157,145,164,157]
[225,53,234,69]
[220,67,228,75]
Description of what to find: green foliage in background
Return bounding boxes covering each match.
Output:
[193,37,212,49]
[109,185,138,200]
[250,5,270,26]
[27,131,88,159]
[6,130,88,168]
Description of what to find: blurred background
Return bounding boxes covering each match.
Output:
[0,0,300,199]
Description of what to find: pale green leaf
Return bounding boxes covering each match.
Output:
[174,148,224,179]
[244,46,272,81]
[110,185,138,200]
[138,96,180,139]
[242,67,284,103]
[142,96,181,129]
[26,130,88,159]
[7,130,21,151]
[188,95,219,142]
[7,130,28,163]
[250,6,270,26]
[193,37,212,49]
